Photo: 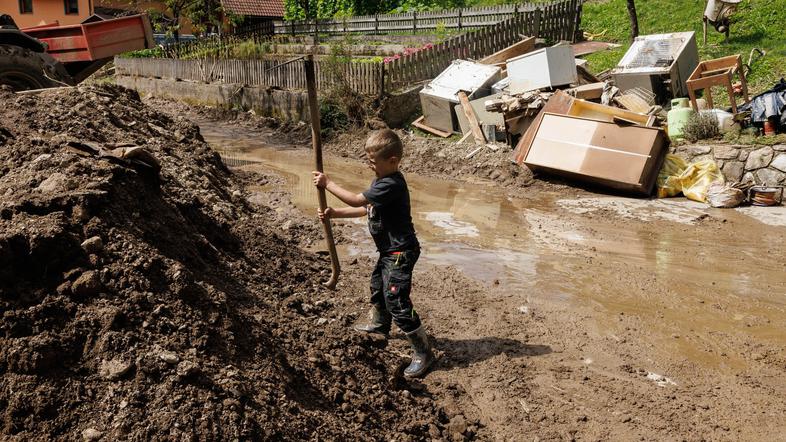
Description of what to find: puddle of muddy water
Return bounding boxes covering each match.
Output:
[200,122,786,373]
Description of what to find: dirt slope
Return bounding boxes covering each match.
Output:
[0,85,449,440]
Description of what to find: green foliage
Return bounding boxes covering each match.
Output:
[230,41,273,58]
[582,0,786,97]
[434,21,447,43]
[319,34,368,134]
[391,0,464,13]
[723,130,786,145]
[319,100,350,133]
[683,112,720,142]
[125,47,166,58]
[284,0,413,20]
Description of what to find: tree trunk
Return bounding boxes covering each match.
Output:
[627,0,639,41]
[173,8,180,42]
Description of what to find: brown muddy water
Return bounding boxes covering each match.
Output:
[200,122,786,376]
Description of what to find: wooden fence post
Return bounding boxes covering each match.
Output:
[378,63,385,99]
[533,8,542,38]
[413,11,417,33]
[573,0,582,42]
[374,14,379,34]
[458,9,462,31]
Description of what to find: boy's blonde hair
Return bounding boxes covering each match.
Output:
[365,129,403,159]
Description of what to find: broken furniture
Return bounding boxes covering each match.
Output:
[454,93,505,142]
[522,113,668,195]
[685,54,750,113]
[411,116,452,138]
[419,60,501,134]
[484,91,553,146]
[506,46,577,94]
[611,32,699,104]
[564,98,656,126]
[567,82,605,100]
[615,87,656,114]
[513,90,657,164]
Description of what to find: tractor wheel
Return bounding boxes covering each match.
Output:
[0,44,62,91]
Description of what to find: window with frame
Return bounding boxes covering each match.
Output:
[64,0,78,14]
[19,0,33,14]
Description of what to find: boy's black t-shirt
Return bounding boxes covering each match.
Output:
[362,171,419,253]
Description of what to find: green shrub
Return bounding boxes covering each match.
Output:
[683,112,720,143]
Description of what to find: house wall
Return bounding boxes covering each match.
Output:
[1,0,92,28]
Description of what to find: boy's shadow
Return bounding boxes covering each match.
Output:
[432,337,551,370]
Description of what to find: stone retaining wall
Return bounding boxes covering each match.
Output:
[116,75,420,129]
[673,144,786,186]
[115,76,311,123]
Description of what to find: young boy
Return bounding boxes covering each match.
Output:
[312,129,434,378]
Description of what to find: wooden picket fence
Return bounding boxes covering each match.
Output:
[115,0,581,96]
[274,0,577,37]
[385,0,581,89]
[114,57,384,96]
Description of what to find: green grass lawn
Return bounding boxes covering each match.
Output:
[582,0,786,96]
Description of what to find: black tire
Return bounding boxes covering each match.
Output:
[0,44,60,91]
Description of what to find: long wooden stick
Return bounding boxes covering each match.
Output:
[304,54,340,289]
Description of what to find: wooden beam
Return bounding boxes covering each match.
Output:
[455,132,473,145]
[457,91,487,146]
[412,116,451,138]
[479,36,536,65]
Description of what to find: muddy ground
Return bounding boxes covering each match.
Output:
[0,86,448,440]
[167,102,786,441]
[3,88,786,441]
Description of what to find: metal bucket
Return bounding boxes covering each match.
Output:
[749,186,784,206]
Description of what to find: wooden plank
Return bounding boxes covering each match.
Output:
[455,132,472,145]
[479,36,535,65]
[457,91,486,145]
[412,116,451,138]
[567,82,604,100]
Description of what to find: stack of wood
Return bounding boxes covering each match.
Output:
[485,91,552,116]
[481,91,554,146]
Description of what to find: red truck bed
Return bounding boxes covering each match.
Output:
[22,14,154,63]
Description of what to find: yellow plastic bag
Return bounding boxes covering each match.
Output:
[656,155,687,198]
[678,160,725,203]
[656,155,725,202]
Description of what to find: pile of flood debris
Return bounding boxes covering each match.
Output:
[0,85,451,440]
[412,31,785,208]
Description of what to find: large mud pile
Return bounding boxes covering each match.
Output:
[0,85,442,440]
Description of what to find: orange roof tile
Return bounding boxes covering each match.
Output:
[221,0,284,18]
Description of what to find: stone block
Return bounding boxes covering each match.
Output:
[745,146,774,170]
[721,160,744,182]
[755,168,786,186]
[685,145,712,156]
[770,153,786,172]
[774,144,786,152]
[738,149,750,161]
[692,154,714,163]
[713,145,741,160]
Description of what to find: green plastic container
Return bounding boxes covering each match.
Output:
[667,98,694,140]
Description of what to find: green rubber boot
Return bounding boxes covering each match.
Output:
[404,326,435,378]
[353,304,391,335]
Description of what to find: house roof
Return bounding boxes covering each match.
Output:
[221,0,284,18]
